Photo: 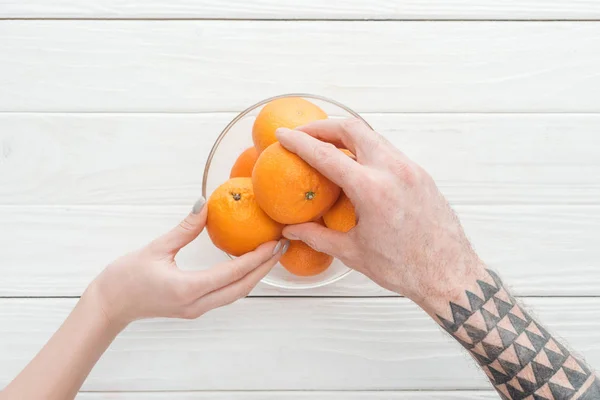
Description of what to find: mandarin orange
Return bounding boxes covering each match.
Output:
[252,97,328,153]
[323,192,356,233]
[230,147,259,178]
[206,177,283,257]
[280,240,333,277]
[339,148,356,160]
[252,142,341,224]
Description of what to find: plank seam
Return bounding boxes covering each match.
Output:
[5,111,600,115]
[2,18,600,22]
[6,111,600,115]
[77,389,498,393]
[1,296,598,299]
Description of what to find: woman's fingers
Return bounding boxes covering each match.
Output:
[181,244,285,319]
[151,198,207,255]
[182,240,284,298]
[276,128,365,195]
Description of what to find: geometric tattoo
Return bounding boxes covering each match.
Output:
[436,269,600,399]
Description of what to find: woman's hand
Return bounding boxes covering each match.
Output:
[88,198,288,327]
[276,120,483,307]
[1,199,288,400]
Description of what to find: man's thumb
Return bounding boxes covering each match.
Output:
[282,222,349,257]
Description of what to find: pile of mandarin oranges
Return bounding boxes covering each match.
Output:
[206,97,356,277]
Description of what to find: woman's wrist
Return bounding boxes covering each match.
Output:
[81,281,130,337]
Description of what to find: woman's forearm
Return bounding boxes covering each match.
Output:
[1,286,125,400]
[1,204,283,399]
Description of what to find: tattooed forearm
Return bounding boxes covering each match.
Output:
[436,269,599,400]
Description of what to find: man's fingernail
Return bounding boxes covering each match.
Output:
[272,240,283,255]
[276,127,293,137]
[281,240,290,255]
[191,197,206,214]
[283,231,298,241]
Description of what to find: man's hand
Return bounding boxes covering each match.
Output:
[277,119,600,400]
[277,118,483,307]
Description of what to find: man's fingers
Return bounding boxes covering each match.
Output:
[283,222,352,260]
[181,246,283,318]
[184,240,282,296]
[295,118,376,159]
[151,198,207,255]
[276,128,364,193]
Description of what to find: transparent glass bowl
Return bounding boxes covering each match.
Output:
[202,93,371,290]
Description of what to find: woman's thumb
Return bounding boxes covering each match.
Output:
[151,197,207,255]
[282,222,349,258]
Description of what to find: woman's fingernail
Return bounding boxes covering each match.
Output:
[272,240,283,255]
[192,197,206,214]
[281,240,290,255]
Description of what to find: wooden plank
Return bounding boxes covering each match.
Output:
[2,113,599,206]
[2,0,600,20]
[2,22,600,112]
[0,298,598,390]
[76,391,498,399]
[1,205,600,297]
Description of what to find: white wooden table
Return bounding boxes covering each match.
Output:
[1,1,600,398]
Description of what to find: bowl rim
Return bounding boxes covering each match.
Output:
[202,93,370,290]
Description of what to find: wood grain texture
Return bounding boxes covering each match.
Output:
[0,298,598,391]
[76,392,498,399]
[2,205,600,297]
[2,0,600,19]
[2,22,600,112]
[2,113,599,206]
[2,1,598,398]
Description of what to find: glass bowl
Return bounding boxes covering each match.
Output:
[202,93,371,290]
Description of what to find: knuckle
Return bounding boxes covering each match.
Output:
[312,142,337,163]
[415,164,433,182]
[363,133,385,154]
[172,280,194,303]
[303,237,321,252]
[178,217,196,233]
[146,239,168,256]
[392,161,418,186]
[179,307,203,320]
[222,296,238,307]
[341,118,364,135]
[336,160,361,187]
[228,262,248,282]
[304,230,330,253]
[179,309,194,320]
[336,167,352,187]
[376,151,419,187]
[346,168,366,189]
[363,173,389,201]
[193,274,212,296]
[363,170,386,188]
[146,239,160,253]
[241,283,255,297]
